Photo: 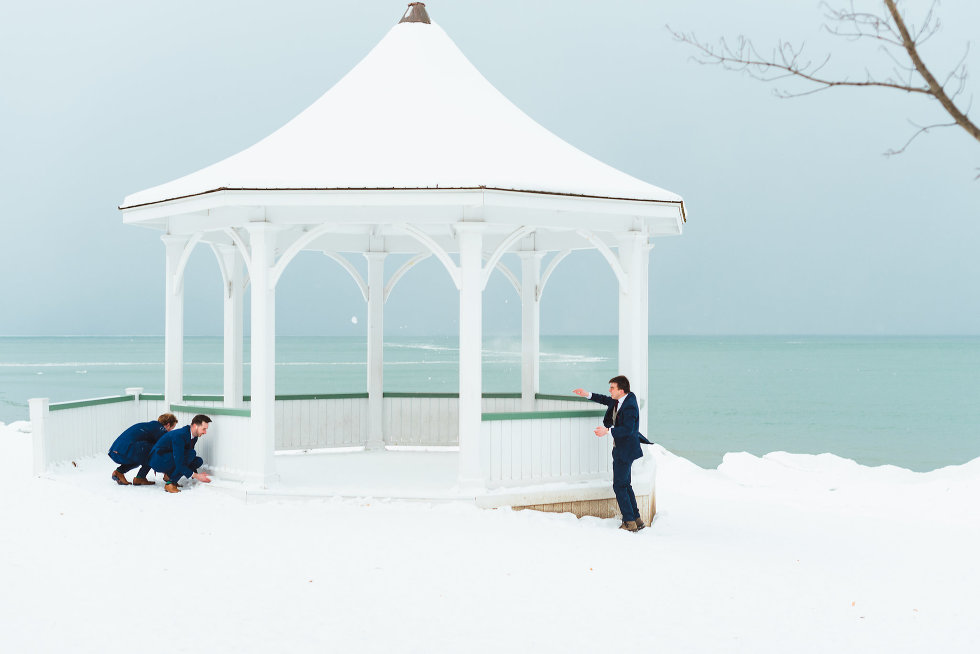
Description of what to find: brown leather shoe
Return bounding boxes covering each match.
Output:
[111,470,131,486]
[164,482,181,493]
[635,518,646,531]
[619,520,639,532]
[132,477,156,486]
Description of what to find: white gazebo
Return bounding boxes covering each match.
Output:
[100,3,685,511]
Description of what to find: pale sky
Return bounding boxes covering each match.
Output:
[1,0,977,337]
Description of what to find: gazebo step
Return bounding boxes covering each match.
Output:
[475,457,656,524]
[511,494,656,525]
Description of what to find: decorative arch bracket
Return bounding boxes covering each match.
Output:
[269,223,337,288]
[576,229,628,289]
[401,224,535,294]
[482,255,521,297]
[207,243,232,299]
[323,251,368,302]
[538,249,571,301]
[481,226,533,291]
[172,232,204,296]
[384,252,431,303]
[221,227,253,277]
[401,224,461,289]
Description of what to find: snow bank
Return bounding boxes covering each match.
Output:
[2,423,977,653]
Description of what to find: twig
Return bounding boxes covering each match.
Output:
[668,0,979,161]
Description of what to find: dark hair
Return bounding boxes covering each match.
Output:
[191,414,212,426]
[157,413,178,427]
[609,375,630,394]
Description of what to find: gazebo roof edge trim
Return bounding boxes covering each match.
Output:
[118,185,687,220]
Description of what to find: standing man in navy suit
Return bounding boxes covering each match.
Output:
[573,375,648,532]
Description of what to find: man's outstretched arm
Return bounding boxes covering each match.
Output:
[573,388,615,407]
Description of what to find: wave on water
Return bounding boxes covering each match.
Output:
[381,345,610,364]
[276,361,458,366]
[384,342,458,352]
[275,361,365,366]
[0,351,608,367]
[539,352,610,363]
[0,361,241,367]
[0,362,163,368]
[0,359,583,368]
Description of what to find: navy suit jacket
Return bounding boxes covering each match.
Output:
[108,421,168,465]
[149,425,200,481]
[589,391,645,462]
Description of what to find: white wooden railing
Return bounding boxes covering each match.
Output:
[30,390,603,486]
[170,403,252,482]
[29,392,141,475]
[382,393,525,446]
[481,408,611,487]
[274,394,370,450]
[142,393,372,450]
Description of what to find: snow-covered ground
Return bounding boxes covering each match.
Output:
[1,420,977,653]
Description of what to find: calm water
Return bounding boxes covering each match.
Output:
[1,335,977,471]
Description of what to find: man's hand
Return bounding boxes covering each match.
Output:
[594,426,609,437]
[572,388,588,397]
[192,472,212,483]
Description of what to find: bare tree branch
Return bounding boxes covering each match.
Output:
[883,0,979,143]
[940,44,969,94]
[669,0,979,159]
[668,29,932,95]
[884,119,958,156]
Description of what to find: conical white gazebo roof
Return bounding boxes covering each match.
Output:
[121,7,682,214]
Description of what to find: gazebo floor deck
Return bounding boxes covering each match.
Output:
[205,449,656,525]
[240,449,467,501]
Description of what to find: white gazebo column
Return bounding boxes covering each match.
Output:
[216,244,244,407]
[364,251,387,450]
[518,251,544,411]
[162,234,188,406]
[456,223,486,487]
[617,232,651,436]
[245,223,280,487]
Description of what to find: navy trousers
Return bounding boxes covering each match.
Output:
[155,450,203,482]
[114,461,151,478]
[109,447,151,479]
[612,457,639,522]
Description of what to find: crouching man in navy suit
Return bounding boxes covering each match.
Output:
[573,376,650,532]
[108,413,178,486]
[149,414,213,493]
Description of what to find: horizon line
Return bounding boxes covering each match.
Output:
[2,333,979,339]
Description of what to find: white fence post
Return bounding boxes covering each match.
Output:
[28,397,49,476]
[126,387,143,419]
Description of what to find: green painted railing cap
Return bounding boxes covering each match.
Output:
[169,404,251,418]
[49,395,133,412]
[383,392,524,399]
[534,393,590,402]
[47,391,584,415]
[275,393,369,401]
[482,409,605,421]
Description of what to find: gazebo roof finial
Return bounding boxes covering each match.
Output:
[399,2,431,24]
